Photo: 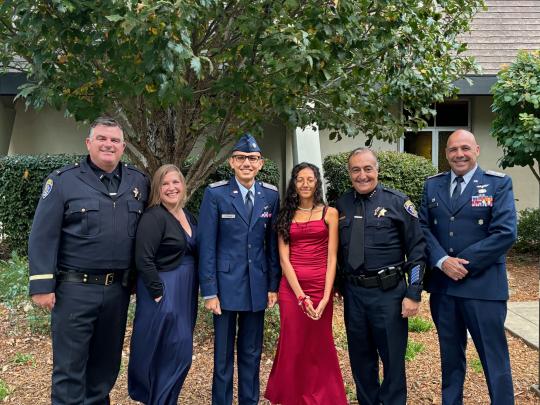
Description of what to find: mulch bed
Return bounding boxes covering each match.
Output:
[0,255,538,404]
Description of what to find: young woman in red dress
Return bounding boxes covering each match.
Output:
[265,162,347,405]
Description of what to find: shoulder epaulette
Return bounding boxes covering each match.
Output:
[209,180,229,188]
[261,182,278,192]
[485,170,506,178]
[427,172,447,179]
[53,162,79,176]
[123,163,148,176]
[382,185,407,199]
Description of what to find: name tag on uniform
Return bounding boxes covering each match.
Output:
[221,213,236,219]
[471,195,493,207]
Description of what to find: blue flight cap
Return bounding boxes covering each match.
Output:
[232,133,261,153]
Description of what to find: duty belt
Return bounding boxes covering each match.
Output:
[345,265,403,290]
[57,271,120,286]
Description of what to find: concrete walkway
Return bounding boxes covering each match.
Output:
[505,301,539,350]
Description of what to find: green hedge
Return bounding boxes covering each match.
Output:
[514,208,540,254]
[0,154,83,254]
[0,154,280,255]
[323,150,437,206]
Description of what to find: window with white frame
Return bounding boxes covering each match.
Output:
[400,99,471,172]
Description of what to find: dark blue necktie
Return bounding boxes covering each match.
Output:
[245,190,253,221]
[451,176,464,208]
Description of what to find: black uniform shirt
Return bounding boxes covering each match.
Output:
[28,157,150,295]
[336,183,426,301]
[87,157,122,194]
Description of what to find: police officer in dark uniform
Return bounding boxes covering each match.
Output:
[336,147,426,405]
[28,117,149,405]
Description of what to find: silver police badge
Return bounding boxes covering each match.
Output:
[133,187,141,200]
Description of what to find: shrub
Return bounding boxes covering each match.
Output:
[514,208,540,254]
[0,154,280,255]
[323,150,437,206]
[0,154,83,254]
[263,305,281,353]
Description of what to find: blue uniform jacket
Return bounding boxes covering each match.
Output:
[198,177,280,312]
[419,167,516,301]
[28,158,150,295]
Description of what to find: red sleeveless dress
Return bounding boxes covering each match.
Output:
[264,212,347,405]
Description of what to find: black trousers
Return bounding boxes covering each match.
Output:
[51,280,130,405]
[343,279,408,405]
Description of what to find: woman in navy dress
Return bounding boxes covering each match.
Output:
[128,164,198,405]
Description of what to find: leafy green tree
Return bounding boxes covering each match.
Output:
[491,50,540,205]
[0,0,482,197]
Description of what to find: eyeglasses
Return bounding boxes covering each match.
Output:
[231,155,263,163]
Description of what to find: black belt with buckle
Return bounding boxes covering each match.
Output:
[345,265,403,290]
[57,271,120,286]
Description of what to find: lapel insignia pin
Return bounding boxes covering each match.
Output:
[478,219,484,225]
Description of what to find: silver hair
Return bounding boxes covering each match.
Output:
[88,117,123,140]
[348,147,379,169]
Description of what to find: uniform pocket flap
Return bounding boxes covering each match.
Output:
[128,200,144,214]
[68,200,99,214]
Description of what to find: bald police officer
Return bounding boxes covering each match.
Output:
[198,134,280,405]
[29,117,149,405]
[336,147,426,405]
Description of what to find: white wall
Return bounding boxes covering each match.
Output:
[9,101,88,155]
[0,99,15,155]
[471,96,538,210]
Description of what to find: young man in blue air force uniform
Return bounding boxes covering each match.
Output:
[419,129,517,405]
[28,117,149,405]
[198,134,280,405]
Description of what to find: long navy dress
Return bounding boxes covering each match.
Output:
[128,219,198,405]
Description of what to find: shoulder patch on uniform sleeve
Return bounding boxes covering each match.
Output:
[485,170,506,178]
[41,178,54,199]
[404,200,418,218]
[261,182,278,192]
[428,172,447,179]
[209,180,229,188]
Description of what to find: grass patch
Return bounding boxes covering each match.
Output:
[0,379,9,400]
[405,340,425,361]
[345,382,357,402]
[408,316,434,333]
[12,352,35,367]
[470,358,483,373]
[0,252,50,335]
